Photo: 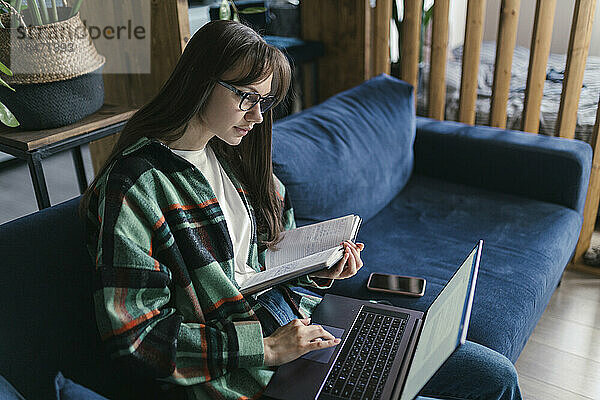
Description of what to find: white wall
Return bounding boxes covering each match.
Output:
[391,0,467,61]
[482,0,600,57]
[449,0,468,50]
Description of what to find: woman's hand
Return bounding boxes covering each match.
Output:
[309,240,365,280]
[263,318,341,366]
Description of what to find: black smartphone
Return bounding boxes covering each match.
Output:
[366,272,426,297]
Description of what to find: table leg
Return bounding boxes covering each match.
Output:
[72,146,88,194]
[26,152,51,210]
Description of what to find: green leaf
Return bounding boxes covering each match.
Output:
[0,76,15,91]
[70,0,83,17]
[0,101,19,127]
[239,7,267,14]
[423,7,433,27]
[219,0,231,20]
[0,61,13,76]
[28,0,43,25]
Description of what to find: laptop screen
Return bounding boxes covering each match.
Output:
[400,243,481,400]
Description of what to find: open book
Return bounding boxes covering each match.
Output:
[240,214,362,295]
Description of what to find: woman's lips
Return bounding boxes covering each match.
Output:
[235,127,250,135]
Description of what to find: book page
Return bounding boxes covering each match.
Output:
[241,247,342,294]
[265,215,358,268]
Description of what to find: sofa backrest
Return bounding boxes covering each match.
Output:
[272,74,416,225]
[0,197,161,400]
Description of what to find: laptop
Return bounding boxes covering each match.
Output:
[264,240,483,400]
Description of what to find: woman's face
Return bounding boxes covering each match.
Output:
[170,73,273,151]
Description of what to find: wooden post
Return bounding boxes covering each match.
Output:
[489,0,520,129]
[522,0,557,134]
[556,0,597,140]
[400,0,423,94]
[458,0,486,125]
[564,0,599,276]
[372,0,392,77]
[81,0,191,175]
[570,98,600,276]
[301,0,392,103]
[301,0,370,102]
[428,0,450,120]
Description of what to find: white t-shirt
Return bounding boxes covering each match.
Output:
[171,145,256,287]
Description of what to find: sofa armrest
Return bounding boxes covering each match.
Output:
[414,117,593,214]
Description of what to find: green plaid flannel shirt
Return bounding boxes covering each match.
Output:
[84,136,328,399]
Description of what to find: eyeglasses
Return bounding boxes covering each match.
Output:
[217,81,277,113]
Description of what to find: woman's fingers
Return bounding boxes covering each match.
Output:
[308,241,364,280]
[306,337,341,351]
[263,320,341,366]
[305,324,340,350]
[292,320,335,342]
[307,324,336,341]
[342,246,357,278]
[344,240,364,251]
[339,241,362,278]
[348,243,363,269]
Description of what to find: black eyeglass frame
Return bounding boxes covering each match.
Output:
[217,81,276,113]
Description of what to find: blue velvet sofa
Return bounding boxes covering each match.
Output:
[0,74,591,399]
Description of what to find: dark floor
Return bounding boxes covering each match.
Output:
[0,145,94,225]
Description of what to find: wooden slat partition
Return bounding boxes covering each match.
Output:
[571,98,600,273]
[522,0,557,134]
[400,0,423,93]
[556,0,598,139]
[372,0,393,77]
[428,0,450,120]
[302,0,371,102]
[489,0,520,128]
[458,0,487,125]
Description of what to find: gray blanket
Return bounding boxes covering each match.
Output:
[417,41,600,144]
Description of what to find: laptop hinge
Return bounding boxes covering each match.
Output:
[391,317,423,400]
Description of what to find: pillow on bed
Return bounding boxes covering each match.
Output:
[272,74,416,225]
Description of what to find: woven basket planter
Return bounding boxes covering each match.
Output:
[0,8,105,130]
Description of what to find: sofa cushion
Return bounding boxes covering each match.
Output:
[273,74,416,223]
[315,175,582,362]
[0,375,25,400]
[0,197,163,400]
[414,117,592,214]
[55,372,109,400]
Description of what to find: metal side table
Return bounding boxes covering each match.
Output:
[0,104,136,210]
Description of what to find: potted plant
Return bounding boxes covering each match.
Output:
[218,0,269,32]
[0,60,18,127]
[0,0,105,130]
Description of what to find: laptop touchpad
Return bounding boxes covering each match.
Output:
[301,325,345,364]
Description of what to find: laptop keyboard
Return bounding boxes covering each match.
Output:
[319,306,409,400]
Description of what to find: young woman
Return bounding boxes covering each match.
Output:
[80,20,363,400]
[80,20,521,400]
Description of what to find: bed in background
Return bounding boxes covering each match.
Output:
[417,41,600,144]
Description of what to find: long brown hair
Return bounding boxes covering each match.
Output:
[79,20,292,248]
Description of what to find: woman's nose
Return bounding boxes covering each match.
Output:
[245,104,263,123]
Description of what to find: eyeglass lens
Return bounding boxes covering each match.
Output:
[241,93,276,113]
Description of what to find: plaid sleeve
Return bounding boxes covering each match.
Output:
[91,172,264,386]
